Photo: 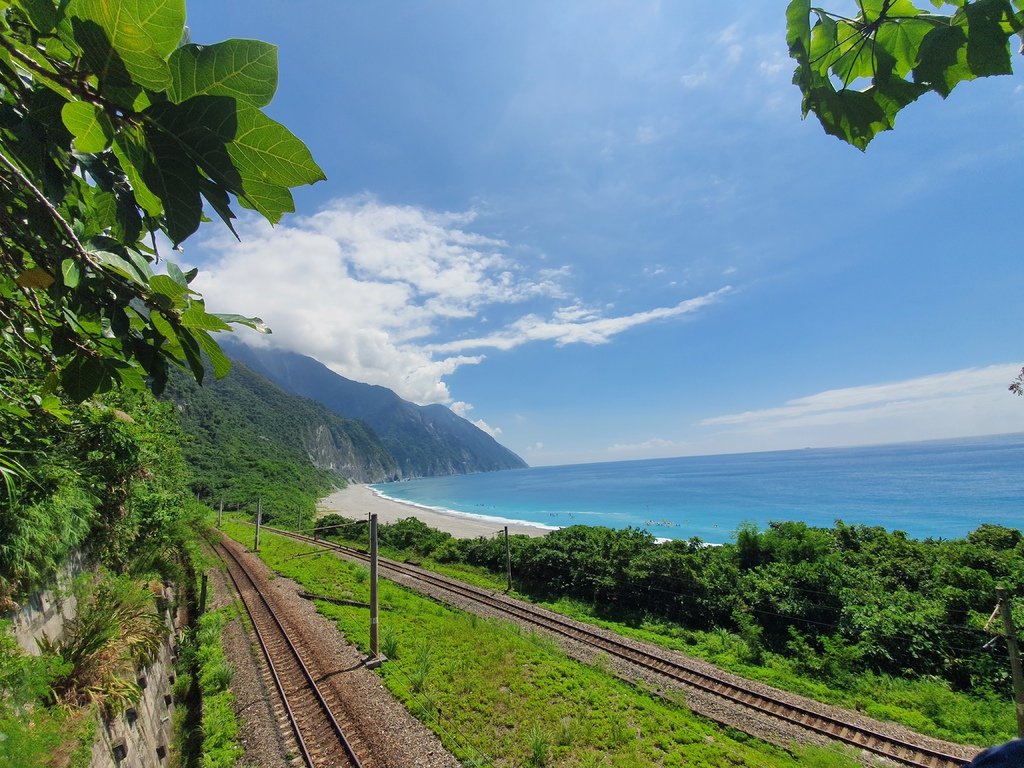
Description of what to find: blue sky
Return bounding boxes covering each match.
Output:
[184,2,1024,466]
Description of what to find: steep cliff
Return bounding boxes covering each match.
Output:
[164,360,398,510]
[224,344,527,478]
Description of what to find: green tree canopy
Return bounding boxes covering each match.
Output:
[786,0,1024,149]
[0,0,324,434]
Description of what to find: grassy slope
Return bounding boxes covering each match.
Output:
[165,363,396,521]
[220,519,858,767]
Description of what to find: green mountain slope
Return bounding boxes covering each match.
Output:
[164,360,397,522]
[224,343,527,478]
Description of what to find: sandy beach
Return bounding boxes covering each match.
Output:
[317,484,550,539]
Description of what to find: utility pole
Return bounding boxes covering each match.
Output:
[997,587,1024,737]
[296,507,302,532]
[254,498,262,552]
[198,573,208,616]
[217,497,223,528]
[504,526,512,592]
[369,512,381,662]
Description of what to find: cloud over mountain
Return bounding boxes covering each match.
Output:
[191,196,730,405]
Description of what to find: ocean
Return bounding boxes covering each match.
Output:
[372,433,1024,544]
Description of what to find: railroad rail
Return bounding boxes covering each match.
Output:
[263,524,975,768]
[215,537,365,768]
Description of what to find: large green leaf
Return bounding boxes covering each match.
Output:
[193,328,231,378]
[168,39,278,107]
[61,101,114,152]
[139,126,203,245]
[112,126,164,217]
[149,273,190,299]
[92,249,149,285]
[145,96,242,192]
[67,0,183,91]
[227,106,326,189]
[876,17,936,78]
[831,21,896,84]
[913,23,972,95]
[235,178,295,224]
[11,0,59,32]
[961,0,1014,78]
[61,353,113,401]
[197,176,238,236]
[180,304,232,332]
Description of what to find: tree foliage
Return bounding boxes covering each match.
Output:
[321,515,1024,712]
[786,0,1024,149]
[0,0,323,424]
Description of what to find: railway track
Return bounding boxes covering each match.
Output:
[263,525,975,768]
[215,537,365,768]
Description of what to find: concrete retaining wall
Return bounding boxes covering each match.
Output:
[4,561,182,768]
[89,591,179,768]
[7,550,89,654]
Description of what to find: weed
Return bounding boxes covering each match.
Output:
[554,716,576,747]
[577,751,609,768]
[409,644,432,693]
[591,652,613,676]
[608,717,631,747]
[199,660,233,694]
[527,726,549,767]
[381,628,399,659]
[40,573,165,712]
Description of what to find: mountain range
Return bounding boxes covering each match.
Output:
[224,342,527,478]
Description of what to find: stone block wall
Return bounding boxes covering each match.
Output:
[89,594,179,768]
[4,561,182,768]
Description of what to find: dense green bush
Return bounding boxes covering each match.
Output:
[320,514,1024,699]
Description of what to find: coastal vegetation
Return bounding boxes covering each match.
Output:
[164,361,396,522]
[312,512,1023,744]
[222,520,861,768]
[0,0,321,762]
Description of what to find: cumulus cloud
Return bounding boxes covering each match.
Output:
[451,401,502,437]
[191,197,731,407]
[191,197,567,404]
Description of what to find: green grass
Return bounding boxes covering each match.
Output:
[173,601,244,768]
[539,598,1014,746]
[0,621,97,768]
[226,515,1014,747]
[221,521,858,767]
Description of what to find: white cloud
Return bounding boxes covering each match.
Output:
[429,287,732,354]
[450,401,472,418]
[191,196,727,407]
[471,419,502,438]
[699,364,1024,449]
[450,401,503,437]
[717,24,744,64]
[606,437,691,460]
[192,197,564,404]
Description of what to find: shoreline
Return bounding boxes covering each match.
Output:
[317,484,551,539]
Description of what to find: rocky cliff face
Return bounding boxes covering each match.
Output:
[225,343,527,479]
[303,423,398,483]
[164,360,399,491]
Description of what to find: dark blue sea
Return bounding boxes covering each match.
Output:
[372,434,1024,544]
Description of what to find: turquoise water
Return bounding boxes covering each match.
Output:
[372,434,1024,543]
